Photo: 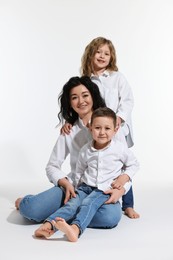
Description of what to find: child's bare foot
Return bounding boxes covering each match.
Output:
[34,222,54,238]
[52,217,79,242]
[124,207,140,219]
[15,198,22,210]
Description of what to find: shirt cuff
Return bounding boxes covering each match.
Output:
[123,181,132,194]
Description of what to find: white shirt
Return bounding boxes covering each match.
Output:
[46,118,92,186]
[74,139,139,193]
[91,71,134,147]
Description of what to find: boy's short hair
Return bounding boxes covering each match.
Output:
[91,107,117,127]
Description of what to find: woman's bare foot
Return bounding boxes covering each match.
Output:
[34,222,54,238]
[52,217,79,242]
[124,207,140,219]
[15,198,22,210]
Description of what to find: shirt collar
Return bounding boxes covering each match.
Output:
[90,139,112,151]
[91,70,110,78]
[77,117,86,129]
[77,117,91,131]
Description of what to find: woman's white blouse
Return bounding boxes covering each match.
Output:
[46,118,92,186]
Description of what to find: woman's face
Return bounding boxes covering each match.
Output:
[70,84,93,119]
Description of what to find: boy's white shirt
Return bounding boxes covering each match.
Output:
[91,71,134,147]
[74,139,139,193]
[46,118,137,193]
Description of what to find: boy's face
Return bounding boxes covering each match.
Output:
[90,116,117,149]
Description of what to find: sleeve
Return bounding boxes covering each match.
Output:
[123,181,132,194]
[45,134,70,186]
[116,73,134,122]
[121,145,140,180]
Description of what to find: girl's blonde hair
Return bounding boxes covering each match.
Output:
[80,37,118,76]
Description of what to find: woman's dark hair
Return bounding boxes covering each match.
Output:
[58,76,106,125]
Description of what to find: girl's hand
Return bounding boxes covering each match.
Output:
[104,187,125,204]
[60,123,72,135]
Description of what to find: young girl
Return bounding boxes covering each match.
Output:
[62,37,140,219]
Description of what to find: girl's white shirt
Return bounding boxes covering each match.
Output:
[91,71,134,147]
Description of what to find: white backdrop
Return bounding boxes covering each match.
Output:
[1,0,173,187]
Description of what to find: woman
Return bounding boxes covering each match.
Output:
[15,76,124,229]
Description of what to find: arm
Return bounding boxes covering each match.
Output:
[120,145,140,180]
[46,134,70,186]
[111,143,139,194]
[116,73,134,123]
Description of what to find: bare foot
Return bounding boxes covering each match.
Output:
[34,222,54,238]
[15,198,22,210]
[124,207,140,219]
[52,217,79,242]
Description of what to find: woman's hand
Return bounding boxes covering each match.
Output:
[111,174,130,189]
[60,123,72,135]
[111,180,123,190]
[104,187,125,204]
[58,178,76,204]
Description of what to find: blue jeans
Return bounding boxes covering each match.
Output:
[46,183,116,234]
[19,185,122,229]
[122,186,134,210]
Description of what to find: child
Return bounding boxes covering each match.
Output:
[61,37,139,218]
[34,107,139,242]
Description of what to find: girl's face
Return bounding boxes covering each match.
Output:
[92,44,111,74]
[70,84,93,119]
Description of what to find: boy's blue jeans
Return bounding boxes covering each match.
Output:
[19,184,122,229]
[46,183,117,235]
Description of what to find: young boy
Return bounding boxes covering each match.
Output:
[34,107,139,242]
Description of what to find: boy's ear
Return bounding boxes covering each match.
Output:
[114,127,118,134]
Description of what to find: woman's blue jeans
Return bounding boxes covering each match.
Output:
[19,185,122,229]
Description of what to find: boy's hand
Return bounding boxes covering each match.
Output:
[60,123,72,135]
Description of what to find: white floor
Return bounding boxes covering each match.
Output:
[1,181,173,260]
